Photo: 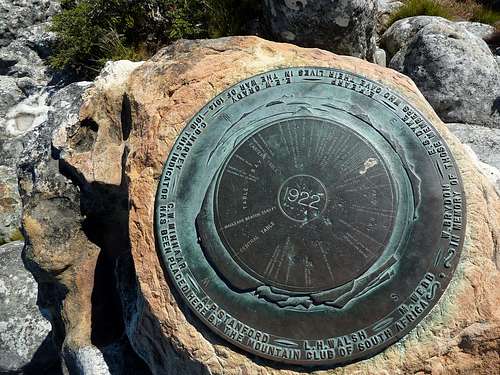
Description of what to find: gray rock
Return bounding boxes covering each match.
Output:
[383,17,500,128]
[374,47,387,67]
[447,123,500,171]
[0,40,51,85]
[381,16,444,58]
[0,165,22,244]
[0,240,58,372]
[376,0,403,34]
[263,0,378,60]
[456,21,495,39]
[0,76,25,119]
[0,0,60,47]
[63,346,111,375]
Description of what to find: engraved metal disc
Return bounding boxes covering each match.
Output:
[155,67,466,366]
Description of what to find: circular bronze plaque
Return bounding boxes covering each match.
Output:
[155,67,466,366]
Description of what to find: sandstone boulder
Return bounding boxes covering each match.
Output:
[382,17,500,128]
[36,36,500,374]
[262,0,377,60]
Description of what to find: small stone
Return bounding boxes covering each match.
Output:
[374,47,387,67]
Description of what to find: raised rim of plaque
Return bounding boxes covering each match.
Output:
[154,66,466,367]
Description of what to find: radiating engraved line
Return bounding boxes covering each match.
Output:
[338,219,383,248]
[279,123,293,160]
[343,183,391,193]
[257,133,275,157]
[350,205,395,217]
[264,237,290,278]
[226,166,257,182]
[342,232,373,259]
[316,241,334,281]
[336,148,373,180]
[333,171,386,191]
[304,256,313,288]
[234,153,256,169]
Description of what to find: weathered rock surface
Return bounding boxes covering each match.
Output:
[0,165,22,244]
[18,73,151,374]
[447,123,500,190]
[382,16,500,128]
[0,0,59,47]
[0,0,61,246]
[262,0,377,60]
[39,36,499,374]
[0,240,59,373]
[376,0,403,34]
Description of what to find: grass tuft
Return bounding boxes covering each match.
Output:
[471,6,500,24]
[388,0,452,26]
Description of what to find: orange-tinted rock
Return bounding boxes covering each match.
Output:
[54,36,500,374]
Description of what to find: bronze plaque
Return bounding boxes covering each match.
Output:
[155,67,466,366]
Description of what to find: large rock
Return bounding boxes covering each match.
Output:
[382,17,500,128]
[19,75,151,374]
[262,0,377,59]
[40,36,500,374]
[0,240,58,372]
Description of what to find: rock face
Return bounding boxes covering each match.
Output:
[447,123,500,191]
[0,0,60,244]
[376,0,403,34]
[18,71,151,374]
[0,0,59,47]
[0,240,58,373]
[27,36,500,374]
[382,16,500,128]
[262,0,377,60]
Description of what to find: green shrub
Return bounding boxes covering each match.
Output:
[49,0,261,79]
[471,6,500,24]
[388,0,452,26]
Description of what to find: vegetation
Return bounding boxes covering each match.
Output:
[388,0,500,27]
[388,0,453,25]
[471,6,500,24]
[49,0,261,79]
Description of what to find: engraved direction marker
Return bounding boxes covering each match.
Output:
[155,67,466,367]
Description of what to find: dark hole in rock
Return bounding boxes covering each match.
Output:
[121,94,132,141]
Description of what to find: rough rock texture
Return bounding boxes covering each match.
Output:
[0,0,60,245]
[376,0,403,34]
[447,123,500,191]
[381,16,500,128]
[35,36,500,374]
[0,0,59,47]
[262,0,377,60]
[0,165,22,244]
[0,240,58,373]
[18,73,151,374]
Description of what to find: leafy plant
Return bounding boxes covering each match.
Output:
[49,0,261,79]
